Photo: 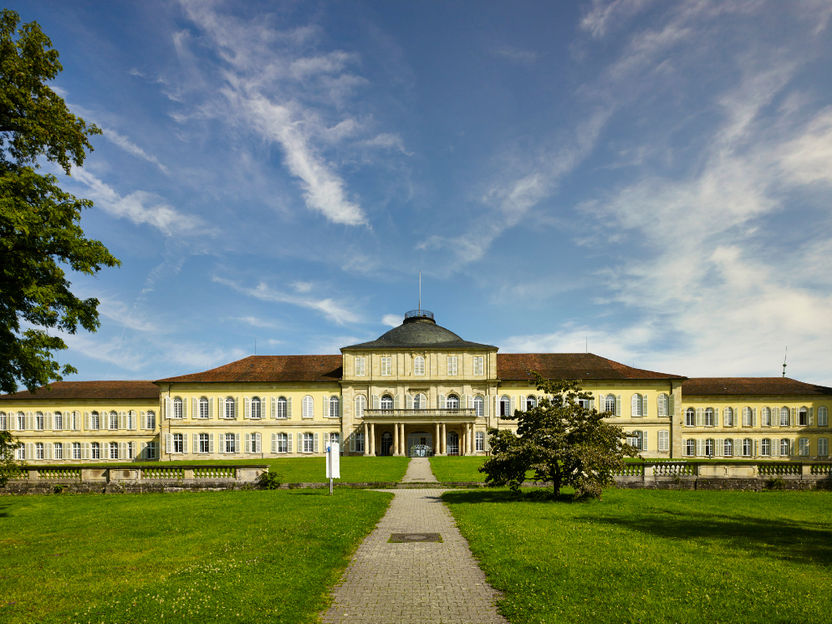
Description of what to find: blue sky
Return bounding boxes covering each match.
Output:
[10,1,832,384]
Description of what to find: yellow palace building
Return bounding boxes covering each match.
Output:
[1,310,831,463]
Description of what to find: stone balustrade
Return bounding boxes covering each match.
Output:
[614,461,832,490]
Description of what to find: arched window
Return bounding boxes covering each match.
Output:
[225,397,236,419]
[474,395,484,417]
[798,407,808,426]
[251,396,262,419]
[762,407,772,426]
[110,411,119,429]
[685,408,695,427]
[605,394,616,414]
[354,395,366,419]
[780,438,791,456]
[329,396,340,418]
[173,397,183,419]
[413,393,426,409]
[302,395,314,419]
[724,439,733,457]
[743,407,753,427]
[780,407,789,426]
[109,442,119,459]
[277,396,288,419]
[500,396,511,417]
[54,411,63,430]
[35,442,44,459]
[446,394,460,410]
[631,394,643,417]
[724,407,734,427]
[380,395,393,410]
[35,412,44,430]
[146,411,156,429]
[414,355,425,376]
[90,411,100,430]
[91,442,100,459]
[199,397,209,419]
[526,395,537,410]
[657,393,669,417]
[704,408,715,427]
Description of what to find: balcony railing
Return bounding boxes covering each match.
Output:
[364,408,477,419]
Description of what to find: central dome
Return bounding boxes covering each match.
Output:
[343,310,496,351]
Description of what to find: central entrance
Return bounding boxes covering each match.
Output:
[406,431,433,457]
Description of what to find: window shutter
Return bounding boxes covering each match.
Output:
[753,440,758,457]
[83,443,90,459]
[271,397,277,419]
[349,433,355,452]
[43,444,51,460]
[713,409,719,427]
[287,433,293,453]
[372,395,379,409]
[484,397,490,417]
[494,395,499,416]
[696,408,703,427]
[209,434,214,453]
[246,433,251,453]
[45,413,52,430]
[439,394,445,409]
[234,433,240,453]
[85,412,90,430]
[406,394,413,409]
[218,397,223,418]
[118,411,124,430]
[715,439,722,457]
[314,432,320,453]
[245,398,251,419]
[696,439,703,456]
[809,408,814,426]
[193,434,199,454]
[510,396,515,414]
[643,431,648,451]
[772,440,780,457]
[642,395,648,417]
[119,442,127,459]
[752,408,757,427]
[589,398,595,411]
[191,398,196,418]
[164,397,172,419]
[271,433,277,453]
[165,434,173,454]
[298,432,303,453]
[615,395,621,416]
[790,408,795,426]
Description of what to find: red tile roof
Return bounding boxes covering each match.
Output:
[497,353,684,381]
[155,355,343,384]
[683,377,832,396]
[0,380,160,401]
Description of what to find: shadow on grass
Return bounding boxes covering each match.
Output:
[576,510,832,568]
[442,489,573,505]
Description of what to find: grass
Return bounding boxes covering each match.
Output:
[443,488,832,623]
[429,456,488,482]
[28,456,411,483]
[0,488,391,623]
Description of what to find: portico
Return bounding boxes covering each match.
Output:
[361,410,479,456]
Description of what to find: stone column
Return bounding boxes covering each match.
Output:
[393,421,400,456]
[363,422,369,456]
[434,423,440,455]
[441,423,447,455]
[369,423,376,456]
[469,423,474,454]
[400,423,406,456]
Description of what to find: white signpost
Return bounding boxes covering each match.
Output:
[326,442,340,495]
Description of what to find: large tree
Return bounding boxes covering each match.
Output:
[0,9,119,394]
[480,375,638,499]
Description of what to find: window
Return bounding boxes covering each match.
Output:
[225,397,236,420]
[761,438,771,456]
[446,395,460,410]
[578,398,591,410]
[473,356,484,376]
[17,411,25,430]
[126,442,134,459]
[251,396,262,419]
[658,430,669,452]
[447,356,458,376]
[173,397,183,419]
[723,439,733,457]
[126,411,134,430]
[742,438,752,457]
[414,393,426,409]
[475,431,484,451]
[685,439,696,456]
[35,412,44,430]
[90,411,100,430]
[355,356,366,376]
[704,439,714,457]
[704,408,715,427]
[686,408,697,427]
[762,407,772,427]
[302,395,314,419]
[91,442,100,460]
[35,442,44,460]
[172,433,184,454]
[414,356,425,376]
[500,396,511,417]
[16,444,25,460]
[780,438,790,456]
[526,395,537,410]
[474,395,484,417]
[224,433,237,454]
[329,432,340,446]
[381,356,392,376]
[53,442,63,459]
[725,407,735,427]
[819,438,829,457]
[819,406,828,427]
[798,407,808,426]
[780,407,789,427]
[146,441,158,459]
[329,396,340,418]
[249,433,261,453]
[109,442,119,459]
[275,432,288,454]
[199,397,209,419]
[277,396,288,419]
[627,431,644,450]
[743,407,754,427]
[0,412,5,430]
[380,395,393,410]
[352,432,364,453]
[631,394,644,417]
[355,395,366,418]
[605,394,616,414]
[146,411,156,429]
[658,393,669,417]
[798,438,809,456]
[109,411,119,430]
[199,433,210,454]
[302,433,314,453]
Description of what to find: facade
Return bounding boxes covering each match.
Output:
[2,310,831,463]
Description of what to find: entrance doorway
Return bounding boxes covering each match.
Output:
[381,432,393,456]
[406,431,433,457]
[447,431,459,455]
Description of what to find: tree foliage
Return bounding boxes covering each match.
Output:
[0,429,21,486]
[0,9,119,394]
[480,375,638,499]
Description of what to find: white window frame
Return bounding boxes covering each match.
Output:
[302,395,314,419]
[146,441,158,459]
[818,438,828,457]
[251,396,262,420]
[742,438,752,457]
[72,442,81,459]
[446,395,460,410]
[109,442,119,459]
[500,395,511,417]
[704,408,715,427]
[685,439,695,456]
[526,395,537,410]
[474,395,484,417]
[414,393,426,410]
[173,397,183,419]
[818,406,828,427]
[35,412,44,430]
[302,433,314,453]
[475,431,485,451]
[631,394,643,418]
[90,412,100,431]
[762,407,772,426]
[199,433,210,454]
[224,433,237,454]
[657,430,669,452]
[225,397,236,420]
[723,439,733,457]
[473,356,484,376]
[780,407,789,427]
[53,442,63,459]
[381,356,392,376]
[380,395,393,410]
[277,396,288,419]
[35,442,44,460]
[447,355,458,376]
[704,438,714,457]
[172,433,184,454]
[798,407,808,426]
[199,397,209,419]
[780,438,790,456]
[414,356,425,376]
[798,437,809,456]
[605,394,616,414]
[146,411,156,430]
[761,438,771,456]
[355,356,366,377]
[353,431,365,453]
[91,442,100,460]
[329,396,340,419]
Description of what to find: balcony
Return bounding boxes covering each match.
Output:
[364,408,477,421]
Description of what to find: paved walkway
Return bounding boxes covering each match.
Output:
[322,461,507,624]
[400,456,439,483]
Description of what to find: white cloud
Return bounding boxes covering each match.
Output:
[492,45,537,64]
[778,108,832,186]
[102,127,169,174]
[231,316,283,330]
[381,314,400,327]
[580,0,657,39]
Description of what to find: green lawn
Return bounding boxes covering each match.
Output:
[443,488,832,623]
[429,456,487,482]
[0,489,391,623]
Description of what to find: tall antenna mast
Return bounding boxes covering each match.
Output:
[418,271,422,314]
[782,346,787,377]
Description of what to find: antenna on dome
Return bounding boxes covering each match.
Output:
[418,271,422,314]
[782,346,787,377]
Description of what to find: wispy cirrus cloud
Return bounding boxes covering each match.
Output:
[101,127,169,174]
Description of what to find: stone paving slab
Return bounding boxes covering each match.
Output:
[322,476,508,623]
[400,456,438,483]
